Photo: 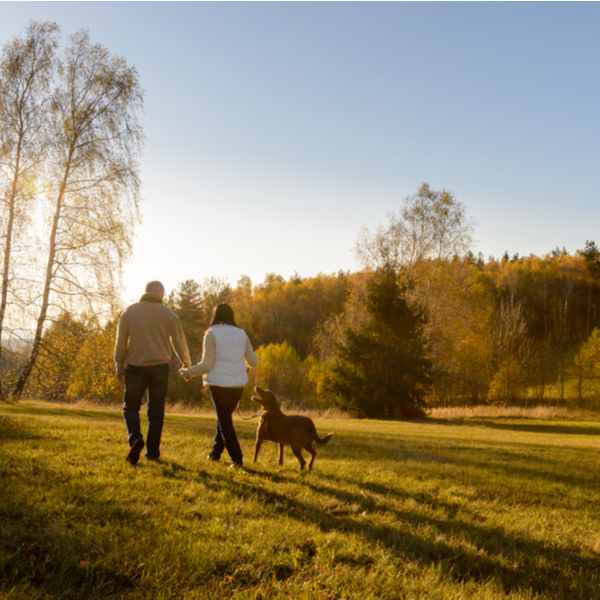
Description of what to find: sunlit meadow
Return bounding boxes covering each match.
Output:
[1,401,600,599]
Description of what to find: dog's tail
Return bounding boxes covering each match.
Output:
[311,422,333,445]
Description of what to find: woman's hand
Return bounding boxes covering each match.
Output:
[179,367,193,382]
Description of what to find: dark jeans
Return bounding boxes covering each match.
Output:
[123,363,170,459]
[208,386,244,464]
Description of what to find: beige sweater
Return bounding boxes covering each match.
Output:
[114,295,191,371]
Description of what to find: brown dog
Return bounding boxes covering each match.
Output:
[251,386,333,471]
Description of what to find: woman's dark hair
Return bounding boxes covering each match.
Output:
[210,303,238,327]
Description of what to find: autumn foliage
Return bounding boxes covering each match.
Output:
[4,240,599,416]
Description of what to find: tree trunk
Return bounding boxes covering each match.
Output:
[0,149,22,402]
[11,173,67,402]
[0,193,17,402]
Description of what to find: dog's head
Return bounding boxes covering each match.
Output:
[251,386,280,410]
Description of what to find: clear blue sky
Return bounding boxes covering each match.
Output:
[2,2,599,303]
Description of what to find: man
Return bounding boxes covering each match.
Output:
[114,280,191,465]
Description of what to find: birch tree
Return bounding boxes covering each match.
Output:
[0,22,59,401]
[0,24,144,401]
[488,299,533,404]
[356,183,475,308]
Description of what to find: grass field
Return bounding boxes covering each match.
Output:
[1,401,600,599]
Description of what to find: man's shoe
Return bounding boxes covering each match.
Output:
[207,454,220,462]
[228,462,243,470]
[126,438,145,466]
[146,456,160,463]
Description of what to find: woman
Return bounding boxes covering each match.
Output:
[180,303,258,468]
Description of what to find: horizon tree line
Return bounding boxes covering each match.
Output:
[3,189,600,416]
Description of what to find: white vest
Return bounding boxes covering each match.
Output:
[204,324,249,388]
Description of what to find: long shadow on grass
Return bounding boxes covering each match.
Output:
[247,422,600,509]
[428,417,600,437]
[0,440,149,596]
[221,469,599,597]
[409,440,600,505]
[324,429,599,464]
[0,401,123,421]
[481,421,600,436]
[314,426,600,500]
[446,447,600,499]
[0,414,43,441]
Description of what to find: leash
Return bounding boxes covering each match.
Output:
[236,407,263,420]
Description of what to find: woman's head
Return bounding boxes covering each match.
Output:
[210,303,238,327]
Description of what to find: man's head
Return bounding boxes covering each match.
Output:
[145,280,165,299]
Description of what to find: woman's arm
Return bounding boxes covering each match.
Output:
[180,331,216,379]
[245,335,258,368]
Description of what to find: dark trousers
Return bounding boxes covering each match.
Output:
[208,386,244,464]
[123,363,170,459]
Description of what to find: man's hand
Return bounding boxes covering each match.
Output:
[179,367,192,382]
[115,367,125,384]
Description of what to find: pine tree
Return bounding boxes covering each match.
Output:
[328,269,432,419]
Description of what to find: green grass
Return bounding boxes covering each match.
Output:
[1,402,600,599]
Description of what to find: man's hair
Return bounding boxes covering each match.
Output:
[145,280,165,297]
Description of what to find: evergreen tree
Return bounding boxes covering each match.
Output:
[328,269,432,419]
[165,279,207,405]
[166,279,206,361]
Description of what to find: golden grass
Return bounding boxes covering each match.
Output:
[1,400,600,599]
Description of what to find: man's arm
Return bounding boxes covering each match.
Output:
[170,315,192,368]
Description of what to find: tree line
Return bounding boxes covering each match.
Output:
[4,234,600,417]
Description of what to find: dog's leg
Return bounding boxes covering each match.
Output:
[253,439,262,464]
[291,445,306,470]
[278,443,284,466]
[304,441,316,472]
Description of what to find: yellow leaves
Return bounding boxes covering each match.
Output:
[250,341,303,392]
[66,320,121,403]
[487,357,528,405]
[570,328,600,399]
